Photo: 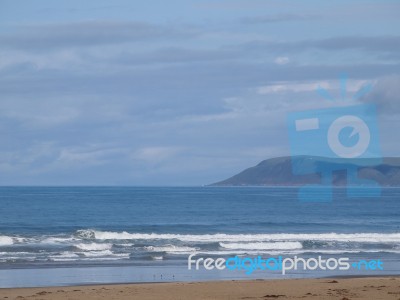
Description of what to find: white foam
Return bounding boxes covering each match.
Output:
[80,257,128,261]
[49,251,80,260]
[13,237,27,243]
[49,251,129,261]
[85,251,129,258]
[0,256,36,262]
[190,249,400,256]
[0,251,35,255]
[42,237,77,244]
[152,256,164,260]
[0,236,14,246]
[83,230,400,243]
[220,242,303,250]
[82,250,115,257]
[115,243,135,247]
[50,257,80,262]
[75,243,112,251]
[144,245,198,253]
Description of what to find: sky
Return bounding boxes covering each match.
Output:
[0,0,399,185]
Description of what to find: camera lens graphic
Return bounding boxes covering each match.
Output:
[327,115,371,158]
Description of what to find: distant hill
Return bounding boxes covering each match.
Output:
[210,156,400,186]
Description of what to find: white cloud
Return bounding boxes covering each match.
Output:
[257,79,370,95]
[132,146,185,163]
[274,56,289,65]
[361,75,400,113]
[56,146,126,166]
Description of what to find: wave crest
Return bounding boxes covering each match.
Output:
[220,242,303,250]
[75,243,112,251]
[0,236,14,246]
[73,230,400,243]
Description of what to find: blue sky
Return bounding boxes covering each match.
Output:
[0,0,399,185]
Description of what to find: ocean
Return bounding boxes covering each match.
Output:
[0,186,399,287]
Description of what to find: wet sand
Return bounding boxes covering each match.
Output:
[1,277,399,299]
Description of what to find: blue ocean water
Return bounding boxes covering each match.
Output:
[0,187,399,287]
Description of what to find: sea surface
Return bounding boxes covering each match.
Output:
[0,187,399,287]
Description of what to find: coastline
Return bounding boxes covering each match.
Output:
[1,277,399,300]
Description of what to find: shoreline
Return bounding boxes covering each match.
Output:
[1,263,398,288]
[1,276,399,300]
[1,273,398,288]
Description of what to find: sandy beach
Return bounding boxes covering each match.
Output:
[0,277,399,300]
